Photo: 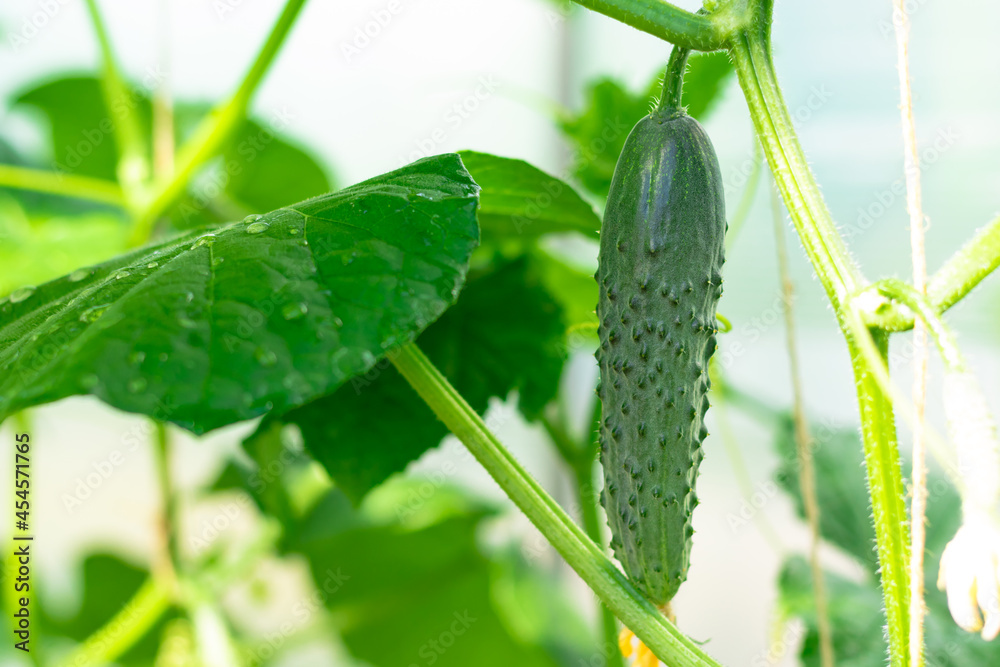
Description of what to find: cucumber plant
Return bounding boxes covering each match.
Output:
[1,1,1000,667]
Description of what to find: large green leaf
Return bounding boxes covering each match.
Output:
[273,257,566,502]
[0,154,479,433]
[458,151,600,240]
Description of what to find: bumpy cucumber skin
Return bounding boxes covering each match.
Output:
[596,109,726,606]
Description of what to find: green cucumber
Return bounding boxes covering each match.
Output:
[596,47,726,607]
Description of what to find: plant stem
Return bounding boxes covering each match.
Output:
[153,422,181,584]
[568,0,732,51]
[850,330,911,667]
[573,457,626,667]
[56,578,171,667]
[127,0,309,246]
[659,44,691,110]
[0,164,125,207]
[83,0,149,199]
[393,343,723,667]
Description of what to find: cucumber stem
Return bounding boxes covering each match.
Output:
[392,343,723,667]
[659,44,691,111]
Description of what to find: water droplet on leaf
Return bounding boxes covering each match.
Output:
[246,221,270,234]
[79,304,111,323]
[9,286,35,303]
[254,347,278,367]
[69,268,92,282]
[282,302,308,320]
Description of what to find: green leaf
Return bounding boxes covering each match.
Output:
[779,556,886,667]
[222,118,334,214]
[0,154,479,433]
[0,200,129,295]
[682,52,734,120]
[774,414,964,572]
[458,150,600,240]
[276,256,566,502]
[14,75,149,181]
[559,78,653,201]
[294,489,560,667]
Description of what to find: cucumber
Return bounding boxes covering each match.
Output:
[596,50,726,607]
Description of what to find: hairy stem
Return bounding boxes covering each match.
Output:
[393,343,722,667]
[127,0,309,246]
[659,44,691,110]
[851,329,911,667]
[568,0,736,51]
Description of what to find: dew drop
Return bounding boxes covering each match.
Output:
[191,234,217,249]
[9,286,35,303]
[129,351,146,365]
[69,268,92,283]
[113,269,131,280]
[282,302,308,320]
[332,316,344,328]
[246,221,270,235]
[254,347,278,367]
[79,304,111,323]
[158,352,169,362]
[243,214,264,224]
[146,262,159,269]
[289,227,301,236]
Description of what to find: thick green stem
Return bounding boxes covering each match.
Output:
[393,343,722,667]
[659,44,691,110]
[127,0,309,246]
[568,0,736,51]
[851,331,910,667]
[56,579,170,667]
[0,164,125,207]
